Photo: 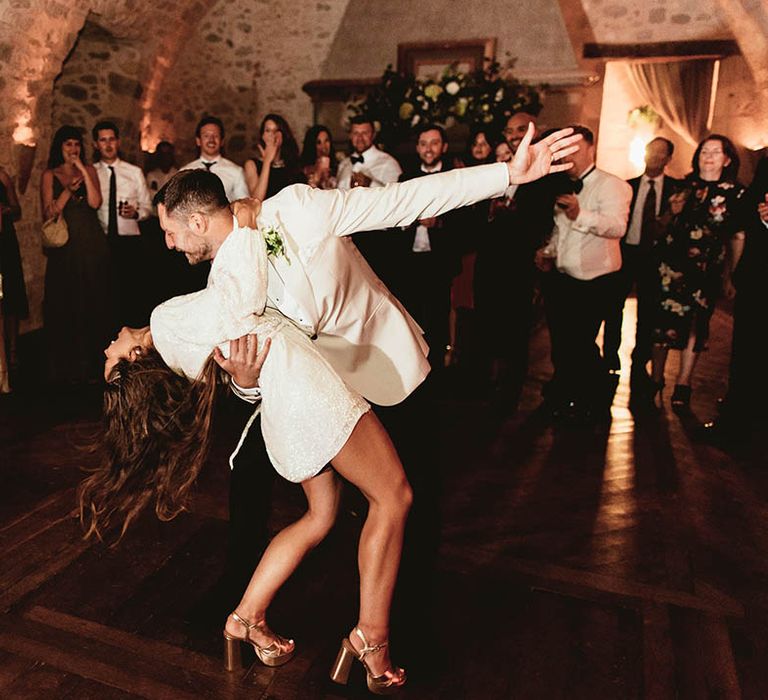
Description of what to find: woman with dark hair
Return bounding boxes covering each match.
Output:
[40,125,111,384]
[244,113,305,200]
[80,225,409,694]
[300,124,338,189]
[650,134,746,409]
[442,128,496,366]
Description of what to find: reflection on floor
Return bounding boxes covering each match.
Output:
[1,300,766,699]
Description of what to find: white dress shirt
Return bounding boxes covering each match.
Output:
[181,156,249,202]
[549,166,632,280]
[412,161,444,252]
[337,145,402,190]
[145,166,178,196]
[624,174,665,246]
[94,159,153,236]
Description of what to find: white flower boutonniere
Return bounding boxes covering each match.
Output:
[262,225,290,264]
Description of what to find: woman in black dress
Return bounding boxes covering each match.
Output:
[0,166,29,375]
[40,126,111,384]
[650,134,746,409]
[244,113,305,200]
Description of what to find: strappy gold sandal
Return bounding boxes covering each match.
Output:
[223,611,294,671]
[329,626,406,695]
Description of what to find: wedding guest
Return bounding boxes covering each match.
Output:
[445,128,495,367]
[0,165,29,375]
[701,155,768,446]
[338,116,402,287]
[92,121,153,328]
[300,124,338,190]
[40,126,111,385]
[603,137,681,402]
[244,114,305,201]
[536,125,632,423]
[396,123,460,371]
[337,116,401,190]
[145,140,178,198]
[181,116,249,202]
[650,134,745,410]
[475,125,557,410]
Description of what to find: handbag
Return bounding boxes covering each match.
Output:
[42,214,69,248]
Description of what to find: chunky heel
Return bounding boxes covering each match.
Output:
[224,635,242,672]
[329,639,355,685]
[223,611,294,669]
[328,627,406,695]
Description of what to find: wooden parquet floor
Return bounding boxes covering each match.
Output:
[2,301,767,699]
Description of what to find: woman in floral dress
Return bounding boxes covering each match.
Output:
[650,134,745,409]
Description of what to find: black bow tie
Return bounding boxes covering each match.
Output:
[350,155,364,165]
[202,161,216,171]
[572,178,583,194]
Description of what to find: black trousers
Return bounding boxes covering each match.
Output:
[544,269,618,408]
[603,243,657,373]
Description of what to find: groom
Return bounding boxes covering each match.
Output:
[154,124,580,640]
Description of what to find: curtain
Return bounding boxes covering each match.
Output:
[626,59,717,146]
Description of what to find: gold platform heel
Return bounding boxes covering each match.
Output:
[223,611,295,671]
[329,627,406,695]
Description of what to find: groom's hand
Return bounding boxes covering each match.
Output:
[231,198,262,229]
[214,333,271,388]
[507,124,582,185]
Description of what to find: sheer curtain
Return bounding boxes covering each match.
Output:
[626,59,718,146]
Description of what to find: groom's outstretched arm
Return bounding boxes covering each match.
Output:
[296,125,580,239]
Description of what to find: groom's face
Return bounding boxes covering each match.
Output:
[158,203,213,264]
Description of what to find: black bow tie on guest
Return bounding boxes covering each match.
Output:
[350,155,364,165]
[202,161,216,171]
[571,178,584,194]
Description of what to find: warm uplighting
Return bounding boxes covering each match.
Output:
[12,123,35,147]
[629,134,651,171]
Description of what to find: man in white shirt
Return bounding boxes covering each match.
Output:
[180,116,249,202]
[92,120,154,327]
[337,115,403,286]
[603,137,680,398]
[536,125,632,422]
[337,116,402,191]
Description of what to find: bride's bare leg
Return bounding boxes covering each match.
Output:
[224,470,341,645]
[330,410,413,677]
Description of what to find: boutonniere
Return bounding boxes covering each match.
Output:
[262,224,290,264]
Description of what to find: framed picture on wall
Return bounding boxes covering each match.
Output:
[397,38,497,79]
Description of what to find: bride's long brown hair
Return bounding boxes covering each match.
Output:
[78,348,222,543]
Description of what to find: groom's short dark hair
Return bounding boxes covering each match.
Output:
[161,169,229,218]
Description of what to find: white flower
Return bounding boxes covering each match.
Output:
[445,80,460,95]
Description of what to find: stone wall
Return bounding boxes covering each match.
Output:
[153,0,352,167]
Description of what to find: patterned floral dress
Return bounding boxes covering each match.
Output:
[651,177,745,351]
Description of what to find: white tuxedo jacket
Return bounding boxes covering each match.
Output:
[250,162,509,405]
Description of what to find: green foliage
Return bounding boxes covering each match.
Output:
[348,60,545,147]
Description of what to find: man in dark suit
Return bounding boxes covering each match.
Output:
[396,123,461,371]
[603,137,680,398]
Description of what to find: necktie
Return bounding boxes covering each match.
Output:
[107,165,118,238]
[350,154,364,165]
[202,161,215,171]
[640,179,657,248]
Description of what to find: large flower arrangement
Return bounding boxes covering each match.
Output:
[348,60,544,146]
